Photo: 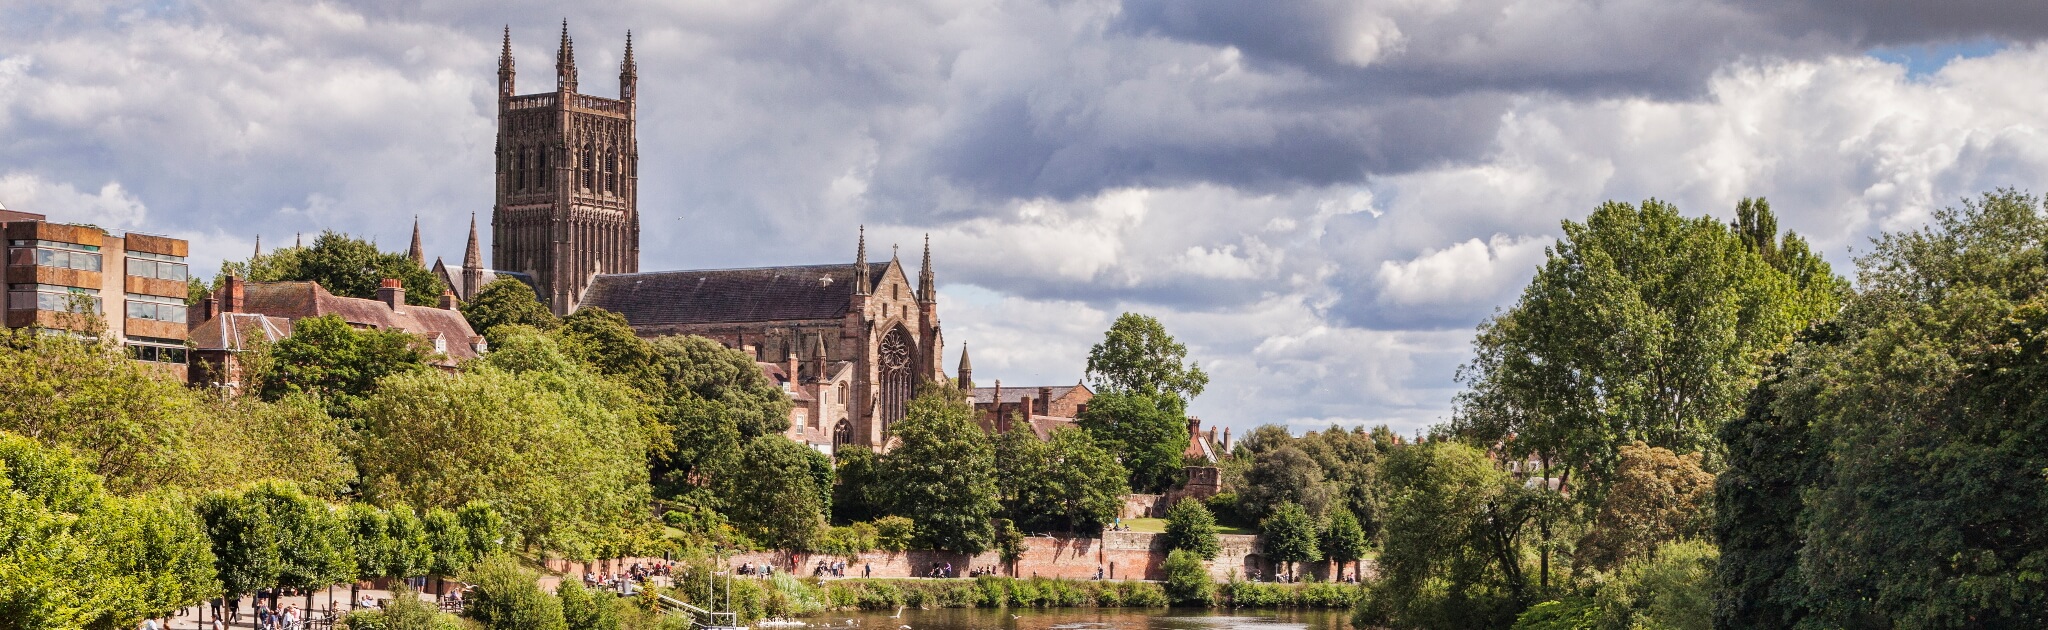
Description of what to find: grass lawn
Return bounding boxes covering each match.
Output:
[1119,518,1254,535]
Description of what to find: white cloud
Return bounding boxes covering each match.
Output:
[0,172,148,228]
[1375,234,1551,309]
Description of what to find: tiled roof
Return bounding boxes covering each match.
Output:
[1026,415,1078,441]
[187,312,292,351]
[971,384,1089,405]
[236,281,483,361]
[578,262,885,326]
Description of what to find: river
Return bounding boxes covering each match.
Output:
[795,608,1353,630]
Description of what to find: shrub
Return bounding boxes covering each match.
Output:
[557,580,619,630]
[816,522,879,556]
[1512,598,1600,630]
[1163,499,1222,560]
[340,586,461,630]
[1594,540,1717,630]
[1163,549,1214,605]
[874,516,917,552]
[1122,582,1169,608]
[461,555,566,630]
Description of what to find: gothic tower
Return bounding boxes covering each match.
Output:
[492,23,640,315]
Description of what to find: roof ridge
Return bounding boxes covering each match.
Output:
[594,261,877,278]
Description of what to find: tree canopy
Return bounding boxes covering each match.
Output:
[460,277,559,346]
[878,383,1000,554]
[221,230,448,307]
[1075,390,1187,493]
[1084,312,1209,408]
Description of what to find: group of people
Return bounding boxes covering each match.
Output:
[813,559,854,577]
[923,562,955,578]
[584,561,674,592]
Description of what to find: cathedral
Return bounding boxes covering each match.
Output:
[447,25,954,453]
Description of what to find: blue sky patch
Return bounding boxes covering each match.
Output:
[1868,37,2009,78]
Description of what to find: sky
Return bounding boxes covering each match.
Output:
[5,1,2048,436]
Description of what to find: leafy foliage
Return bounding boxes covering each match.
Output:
[254,314,432,415]
[717,436,829,550]
[995,426,1128,533]
[879,383,999,554]
[1367,442,1533,630]
[1320,508,1369,569]
[1451,198,1842,500]
[221,230,448,306]
[1162,498,1222,560]
[460,277,560,346]
[1084,312,1209,407]
[1075,391,1187,493]
[461,555,567,630]
[830,446,885,524]
[1162,549,1214,605]
[556,579,620,630]
[1239,445,1333,521]
[1592,540,1716,630]
[1576,442,1713,572]
[1258,502,1321,578]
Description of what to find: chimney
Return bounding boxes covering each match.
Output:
[200,294,218,322]
[439,289,459,310]
[1038,387,1053,414]
[1188,416,1201,437]
[377,278,405,310]
[786,349,799,389]
[221,276,246,313]
[1223,426,1232,452]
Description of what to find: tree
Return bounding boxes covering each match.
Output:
[340,585,461,630]
[0,432,221,630]
[1594,540,1717,630]
[556,579,619,630]
[1084,312,1209,407]
[222,230,448,306]
[829,446,885,524]
[1259,502,1321,581]
[553,309,660,389]
[992,519,1026,575]
[1075,391,1187,493]
[643,335,794,499]
[1238,445,1333,522]
[1715,190,2048,626]
[1451,198,1842,501]
[1162,498,1221,560]
[352,365,650,559]
[458,501,510,558]
[1296,425,1383,540]
[715,436,828,550]
[1576,443,1713,572]
[878,383,1000,554]
[994,425,1129,533]
[240,481,352,613]
[423,508,472,593]
[1320,509,1368,580]
[253,315,432,415]
[384,507,433,585]
[1161,549,1213,605]
[1365,442,1533,629]
[462,555,567,630]
[461,277,560,346]
[341,504,392,610]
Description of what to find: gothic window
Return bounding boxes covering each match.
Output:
[581,145,596,191]
[607,152,619,194]
[515,150,528,191]
[833,419,853,448]
[878,327,915,433]
[537,152,549,190]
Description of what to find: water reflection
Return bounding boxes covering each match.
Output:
[804,607,1351,630]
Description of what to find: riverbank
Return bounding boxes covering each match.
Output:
[684,575,1363,619]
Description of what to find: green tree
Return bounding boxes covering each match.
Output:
[829,445,885,524]
[1594,540,1717,630]
[1259,502,1321,581]
[340,585,461,630]
[879,383,1000,554]
[384,507,432,583]
[1161,549,1213,605]
[556,579,619,630]
[1320,508,1369,580]
[554,309,660,389]
[992,518,1026,574]
[1238,445,1333,521]
[460,277,560,346]
[254,315,432,414]
[352,365,650,559]
[458,501,510,558]
[996,427,1128,533]
[1162,498,1221,560]
[715,436,828,550]
[1716,190,2048,626]
[643,335,794,499]
[1365,442,1533,629]
[1075,391,1187,493]
[461,555,567,630]
[222,230,448,306]
[241,481,352,613]
[1295,425,1383,541]
[341,504,392,610]
[1084,312,1209,407]
[1451,198,1842,500]
[423,508,472,593]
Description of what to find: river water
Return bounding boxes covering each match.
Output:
[797,608,1352,630]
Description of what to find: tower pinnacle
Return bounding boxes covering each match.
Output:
[556,19,577,92]
[620,31,637,102]
[854,226,870,295]
[918,233,935,303]
[498,26,515,97]
[408,216,425,266]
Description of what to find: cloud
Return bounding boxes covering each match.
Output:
[0,172,148,228]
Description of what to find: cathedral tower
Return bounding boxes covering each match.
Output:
[492,23,640,315]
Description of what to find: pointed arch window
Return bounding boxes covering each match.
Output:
[515,150,528,191]
[878,327,915,433]
[833,419,854,449]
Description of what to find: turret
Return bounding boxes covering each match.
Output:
[555,20,577,93]
[620,31,637,103]
[497,26,515,98]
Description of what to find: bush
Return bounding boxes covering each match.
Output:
[816,522,879,556]
[1163,499,1222,560]
[1121,582,1168,608]
[340,587,461,630]
[1595,540,1717,630]
[462,556,567,630]
[1512,598,1600,630]
[1205,493,1248,528]
[557,580,619,630]
[873,516,916,552]
[1163,549,1214,605]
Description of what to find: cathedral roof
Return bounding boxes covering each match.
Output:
[578,262,887,326]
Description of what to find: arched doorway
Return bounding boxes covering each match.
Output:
[877,327,915,433]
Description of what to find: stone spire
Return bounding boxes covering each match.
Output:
[463,212,482,268]
[956,342,973,390]
[253,235,261,259]
[619,30,637,102]
[498,25,515,97]
[408,216,425,266]
[917,233,935,303]
[853,226,870,295]
[555,19,577,93]
[294,233,302,248]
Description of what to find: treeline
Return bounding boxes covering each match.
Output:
[1332,191,2048,629]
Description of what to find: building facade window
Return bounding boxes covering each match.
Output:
[125,254,189,281]
[125,337,187,364]
[7,284,100,314]
[8,239,103,271]
[124,293,187,323]
[877,327,914,432]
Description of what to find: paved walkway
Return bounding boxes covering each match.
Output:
[157,585,438,629]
